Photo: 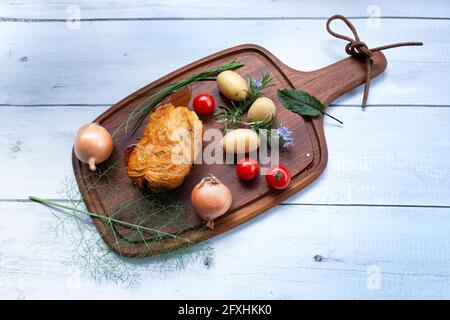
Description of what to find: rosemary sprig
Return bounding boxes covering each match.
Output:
[215,101,244,129]
[242,72,275,111]
[242,117,275,131]
[113,59,245,137]
[215,72,274,129]
[242,117,278,145]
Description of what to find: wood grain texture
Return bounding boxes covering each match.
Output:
[1,0,449,19]
[71,44,386,256]
[0,19,440,105]
[0,202,449,299]
[1,0,449,299]
[2,105,449,206]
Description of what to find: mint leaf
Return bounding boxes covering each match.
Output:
[277,89,326,117]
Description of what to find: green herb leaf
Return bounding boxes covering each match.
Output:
[277,89,326,117]
[215,72,274,129]
[113,59,245,137]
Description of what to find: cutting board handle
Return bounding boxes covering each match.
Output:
[289,51,387,106]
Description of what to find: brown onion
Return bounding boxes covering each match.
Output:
[74,123,113,171]
[191,175,232,229]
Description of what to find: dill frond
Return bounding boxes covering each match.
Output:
[31,160,214,286]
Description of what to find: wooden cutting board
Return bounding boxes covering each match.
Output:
[72,44,387,257]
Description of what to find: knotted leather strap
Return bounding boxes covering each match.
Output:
[326,15,423,107]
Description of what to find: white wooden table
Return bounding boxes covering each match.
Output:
[1,0,449,299]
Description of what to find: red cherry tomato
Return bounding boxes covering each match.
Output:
[236,157,259,181]
[192,93,215,115]
[265,165,291,190]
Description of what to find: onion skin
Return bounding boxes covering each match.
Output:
[191,175,232,229]
[74,123,113,171]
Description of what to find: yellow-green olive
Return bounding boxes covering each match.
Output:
[216,71,248,101]
[221,129,260,154]
[247,97,277,122]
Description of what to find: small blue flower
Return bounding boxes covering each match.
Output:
[252,79,263,88]
[278,127,293,141]
[283,140,294,149]
[277,127,294,149]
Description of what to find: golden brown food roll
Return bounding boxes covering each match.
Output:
[126,103,203,191]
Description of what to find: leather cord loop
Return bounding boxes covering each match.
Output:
[326,15,423,107]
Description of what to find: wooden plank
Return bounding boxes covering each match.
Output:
[1,0,447,301]
[0,202,448,299]
[0,19,444,105]
[1,0,449,19]
[1,106,449,206]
